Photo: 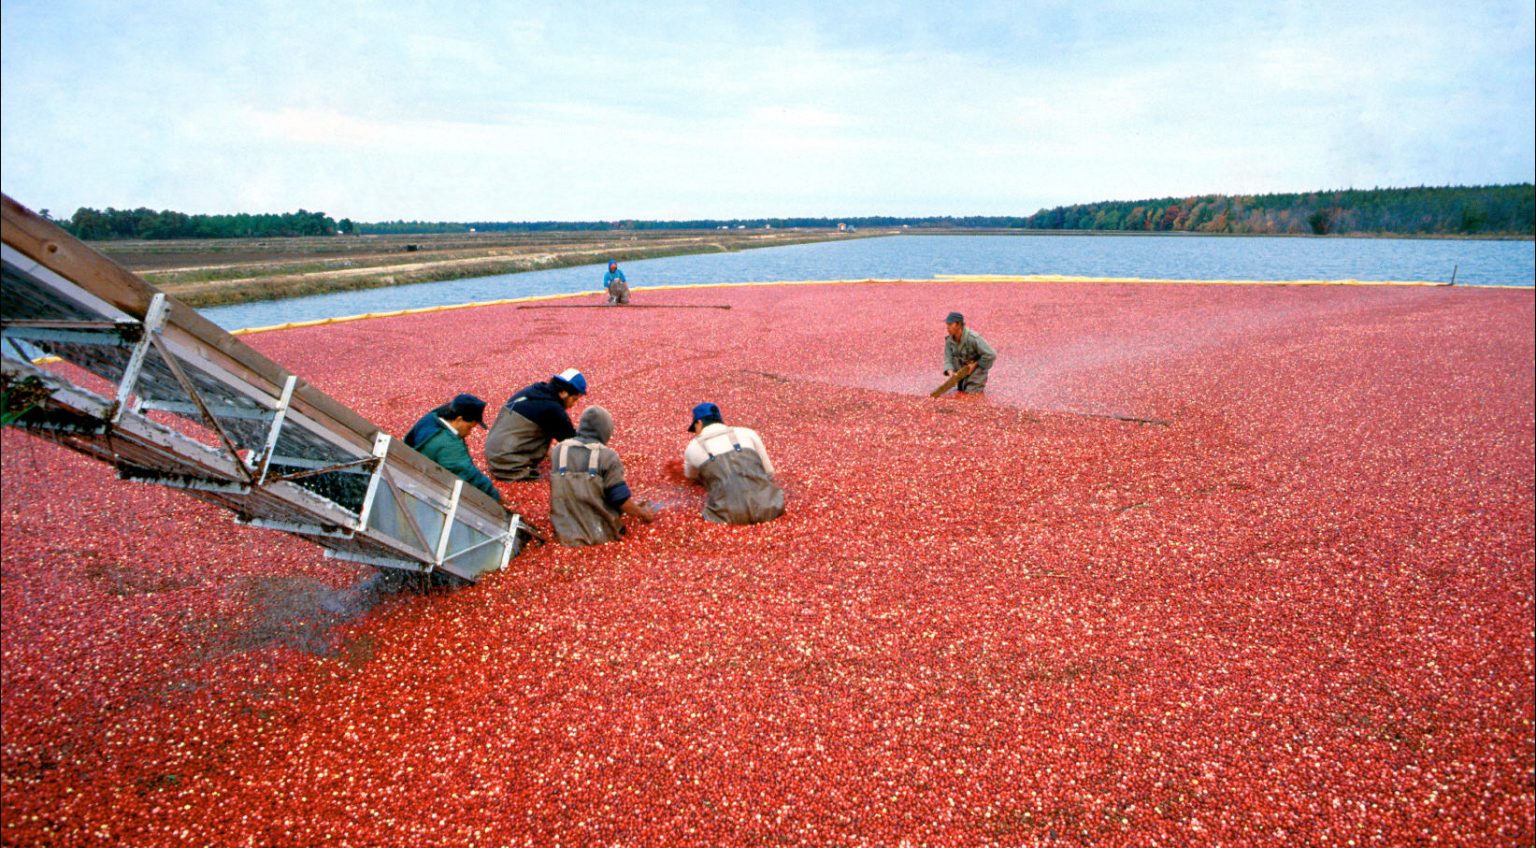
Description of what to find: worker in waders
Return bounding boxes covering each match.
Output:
[603,260,630,305]
[943,311,998,394]
[548,406,655,546]
[682,402,785,525]
[486,368,587,482]
[402,393,502,504]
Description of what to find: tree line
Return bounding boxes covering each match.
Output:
[45,184,1533,240]
[45,207,354,240]
[1014,184,1533,236]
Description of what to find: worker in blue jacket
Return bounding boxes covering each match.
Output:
[603,260,630,305]
[402,393,502,503]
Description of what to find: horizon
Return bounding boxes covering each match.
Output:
[31,182,1531,227]
[3,2,1533,221]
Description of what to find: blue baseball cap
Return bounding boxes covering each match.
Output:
[688,401,722,431]
[449,393,488,428]
[551,368,588,395]
[945,311,965,324]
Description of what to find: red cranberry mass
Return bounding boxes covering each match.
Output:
[2,281,1532,846]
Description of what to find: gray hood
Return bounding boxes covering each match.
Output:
[577,405,614,444]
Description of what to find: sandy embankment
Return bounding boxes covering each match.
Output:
[97,229,884,307]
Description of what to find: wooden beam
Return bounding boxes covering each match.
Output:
[516,304,732,310]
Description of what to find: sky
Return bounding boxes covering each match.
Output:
[2,1,1533,222]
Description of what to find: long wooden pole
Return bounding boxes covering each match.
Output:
[517,304,731,310]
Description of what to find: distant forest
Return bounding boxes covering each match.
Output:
[1010,184,1534,236]
[47,183,1534,240]
[52,208,353,240]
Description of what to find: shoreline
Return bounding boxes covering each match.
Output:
[94,228,1534,310]
[98,229,895,309]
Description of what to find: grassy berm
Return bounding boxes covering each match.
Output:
[97,228,889,308]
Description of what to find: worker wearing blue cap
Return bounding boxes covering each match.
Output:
[682,402,784,524]
[942,311,997,394]
[486,368,588,482]
[403,394,502,503]
[603,260,630,305]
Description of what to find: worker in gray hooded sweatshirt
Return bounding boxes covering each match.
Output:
[682,402,785,525]
[548,405,655,546]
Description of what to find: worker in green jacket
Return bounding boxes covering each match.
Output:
[403,394,502,504]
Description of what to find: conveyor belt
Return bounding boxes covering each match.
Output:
[1,194,524,582]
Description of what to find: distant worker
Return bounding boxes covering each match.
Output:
[943,311,998,394]
[549,406,655,545]
[486,368,587,482]
[402,393,502,503]
[604,259,630,305]
[682,402,785,525]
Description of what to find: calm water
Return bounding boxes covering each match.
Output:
[203,234,1535,330]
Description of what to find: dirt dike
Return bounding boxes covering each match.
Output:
[94,229,886,307]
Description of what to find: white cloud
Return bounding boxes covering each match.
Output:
[2,1,1530,219]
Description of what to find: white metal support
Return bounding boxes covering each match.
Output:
[501,514,524,570]
[436,480,464,565]
[255,375,298,484]
[325,549,432,572]
[354,432,392,533]
[110,292,168,424]
[236,516,355,539]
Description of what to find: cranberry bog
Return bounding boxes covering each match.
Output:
[2,280,1532,846]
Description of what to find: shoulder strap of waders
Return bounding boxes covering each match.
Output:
[556,438,602,477]
[702,428,744,463]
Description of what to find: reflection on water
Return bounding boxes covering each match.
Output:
[202,234,1535,330]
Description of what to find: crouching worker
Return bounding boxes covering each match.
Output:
[549,406,655,546]
[683,402,785,525]
[486,368,587,482]
[403,394,502,504]
[943,311,997,394]
[604,260,629,305]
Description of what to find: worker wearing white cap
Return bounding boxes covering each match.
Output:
[682,402,784,525]
[486,368,588,482]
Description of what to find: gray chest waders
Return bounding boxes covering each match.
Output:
[696,431,786,525]
[548,440,624,546]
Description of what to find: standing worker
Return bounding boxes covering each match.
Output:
[486,368,587,482]
[548,406,655,545]
[604,260,630,305]
[942,311,998,394]
[402,393,502,503]
[682,402,785,525]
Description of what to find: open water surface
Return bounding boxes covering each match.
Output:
[203,234,1535,330]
